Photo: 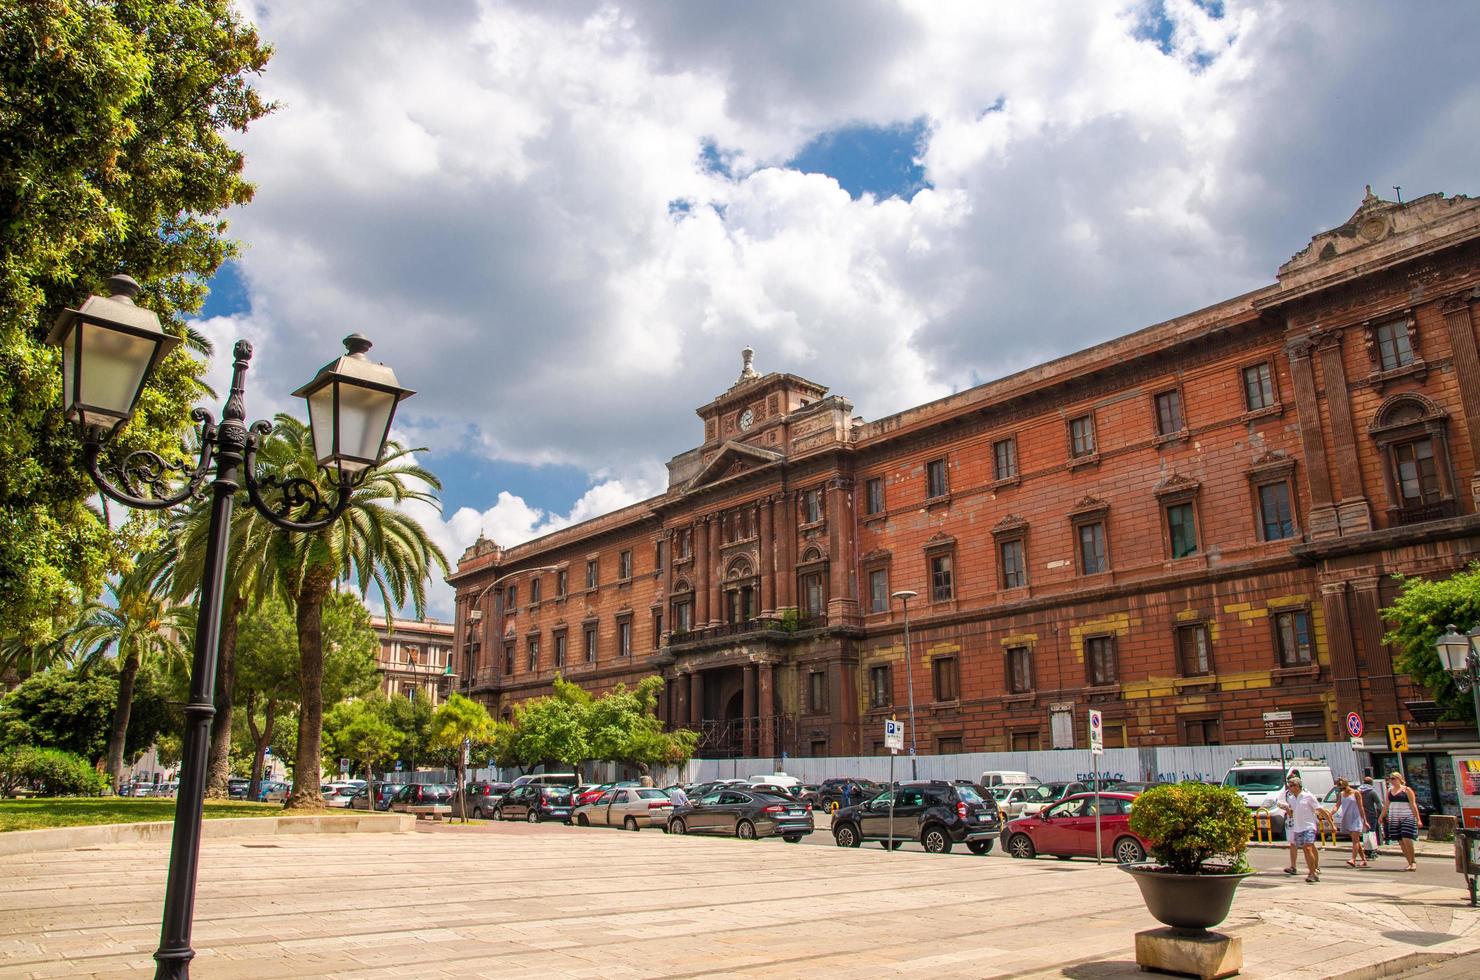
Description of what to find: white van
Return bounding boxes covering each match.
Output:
[510,772,580,788]
[1221,758,1334,809]
[979,771,1040,788]
[747,772,800,789]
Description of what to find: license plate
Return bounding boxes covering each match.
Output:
[788,809,804,816]
[550,809,568,815]
[979,814,995,822]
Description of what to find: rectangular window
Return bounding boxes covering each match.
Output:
[1166,502,1198,558]
[553,632,566,668]
[1292,707,1326,741]
[937,736,964,755]
[1078,522,1107,574]
[653,539,665,571]
[1275,610,1312,667]
[1070,415,1096,458]
[1243,362,1274,411]
[868,568,889,614]
[505,584,517,607]
[675,528,691,559]
[530,578,541,603]
[1255,482,1294,540]
[865,477,885,515]
[802,488,823,524]
[993,438,1018,481]
[810,739,828,757]
[926,458,949,498]
[526,636,539,672]
[652,610,662,647]
[503,641,514,676]
[1006,646,1033,693]
[585,558,599,590]
[1010,730,1040,751]
[672,599,692,634]
[869,664,891,708]
[1103,722,1128,749]
[932,656,959,701]
[1394,439,1440,505]
[1183,717,1221,746]
[617,620,631,658]
[1177,624,1212,676]
[1374,319,1414,371]
[808,670,828,713]
[557,569,568,596]
[1154,389,1184,435]
[929,553,954,602]
[1086,635,1117,686]
[1000,538,1025,589]
[801,572,826,617]
[618,550,632,580]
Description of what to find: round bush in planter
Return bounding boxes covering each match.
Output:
[1122,782,1255,934]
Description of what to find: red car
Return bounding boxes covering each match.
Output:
[1003,792,1149,865]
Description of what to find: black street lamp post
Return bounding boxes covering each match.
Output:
[47,275,413,979]
[891,589,920,781]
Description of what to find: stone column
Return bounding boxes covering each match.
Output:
[673,674,688,730]
[827,478,857,624]
[708,514,723,626]
[777,492,796,611]
[1287,337,1340,538]
[1350,575,1403,725]
[1441,292,1480,509]
[690,670,705,726]
[1316,333,1372,533]
[695,519,711,628]
[759,498,775,616]
[742,664,758,756]
[758,662,776,758]
[1319,581,1365,722]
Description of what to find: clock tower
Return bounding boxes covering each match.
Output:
[695,347,830,449]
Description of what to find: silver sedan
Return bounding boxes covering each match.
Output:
[573,787,675,831]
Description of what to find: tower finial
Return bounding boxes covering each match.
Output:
[739,346,757,380]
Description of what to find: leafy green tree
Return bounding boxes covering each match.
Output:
[429,694,495,820]
[58,575,190,783]
[0,660,170,765]
[386,692,435,773]
[507,687,590,772]
[1383,564,1480,721]
[0,746,109,797]
[324,698,404,782]
[0,0,272,642]
[576,675,697,776]
[244,417,446,810]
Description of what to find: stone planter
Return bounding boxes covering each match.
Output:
[1121,864,1253,934]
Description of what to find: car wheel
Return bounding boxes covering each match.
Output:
[834,822,861,848]
[526,809,540,824]
[736,819,757,840]
[670,819,687,835]
[624,816,639,832]
[1056,855,1074,861]
[576,814,589,827]
[1008,833,1036,859]
[783,834,802,843]
[1114,837,1146,865]
[921,825,953,854]
[967,840,994,855]
[472,807,484,820]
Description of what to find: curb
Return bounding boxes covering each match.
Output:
[0,812,415,856]
[1248,841,1453,861]
[1333,950,1455,980]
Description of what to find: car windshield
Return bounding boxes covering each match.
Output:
[540,787,571,800]
[1223,770,1283,791]
[636,789,669,800]
[989,787,1013,801]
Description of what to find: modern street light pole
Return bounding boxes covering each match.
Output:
[48,275,414,980]
[1434,625,1480,742]
[892,589,920,780]
[463,565,562,683]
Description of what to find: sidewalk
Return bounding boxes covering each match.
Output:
[1250,836,1457,862]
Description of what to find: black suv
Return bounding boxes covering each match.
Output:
[831,780,1001,854]
[813,777,879,813]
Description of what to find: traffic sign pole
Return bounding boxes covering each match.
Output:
[1089,709,1103,865]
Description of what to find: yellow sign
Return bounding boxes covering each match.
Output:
[1387,723,1408,753]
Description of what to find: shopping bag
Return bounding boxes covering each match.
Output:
[1362,830,1378,853]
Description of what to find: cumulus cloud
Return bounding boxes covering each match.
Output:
[203,0,1480,618]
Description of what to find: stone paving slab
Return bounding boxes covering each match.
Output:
[1,822,1477,978]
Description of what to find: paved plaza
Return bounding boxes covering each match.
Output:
[3,822,1479,978]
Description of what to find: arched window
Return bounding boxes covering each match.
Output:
[724,557,758,625]
[796,545,829,621]
[1369,394,1456,525]
[670,579,694,635]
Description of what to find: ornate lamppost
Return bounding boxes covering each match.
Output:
[47,275,413,979]
[1434,625,1480,742]
[891,589,920,780]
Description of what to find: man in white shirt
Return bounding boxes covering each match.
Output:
[1273,774,1322,882]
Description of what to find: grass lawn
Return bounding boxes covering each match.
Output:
[0,798,283,833]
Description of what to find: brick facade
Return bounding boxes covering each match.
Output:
[370,616,454,706]
[449,188,1480,758]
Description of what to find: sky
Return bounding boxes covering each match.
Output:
[195,0,1480,620]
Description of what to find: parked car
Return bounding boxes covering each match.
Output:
[832,781,1001,854]
[496,784,575,823]
[320,785,355,808]
[575,781,637,806]
[814,777,879,813]
[574,786,675,830]
[348,782,400,811]
[456,781,511,819]
[990,783,1061,820]
[227,777,249,800]
[1004,791,1147,864]
[979,770,1040,788]
[509,772,579,789]
[1104,781,1165,795]
[667,788,814,842]
[388,783,453,814]
[256,781,290,803]
[1039,781,1090,805]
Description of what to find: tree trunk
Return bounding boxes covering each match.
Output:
[287,565,334,809]
[205,592,246,798]
[106,648,142,788]
[246,695,276,802]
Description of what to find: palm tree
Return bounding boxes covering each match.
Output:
[251,415,448,809]
[60,572,192,784]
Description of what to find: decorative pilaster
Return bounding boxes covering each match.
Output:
[759,498,775,616]
[742,664,757,756]
[1350,575,1403,725]
[777,491,797,611]
[1287,336,1340,538]
[689,671,704,727]
[827,478,858,623]
[1315,331,1372,533]
[1441,291,1480,509]
[758,662,776,758]
[695,518,711,627]
[1319,581,1365,721]
[708,514,723,627]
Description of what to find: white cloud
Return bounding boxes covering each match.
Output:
[202,0,1479,598]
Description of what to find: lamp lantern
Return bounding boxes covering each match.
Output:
[292,334,414,474]
[1435,624,1472,674]
[46,275,182,438]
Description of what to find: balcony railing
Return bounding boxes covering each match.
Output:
[690,715,797,758]
[1393,500,1455,526]
[667,614,827,647]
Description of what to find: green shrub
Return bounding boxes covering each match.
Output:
[1127,782,1252,874]
[0,746,110,797]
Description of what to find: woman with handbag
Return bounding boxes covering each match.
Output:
[1334,778,1367,868]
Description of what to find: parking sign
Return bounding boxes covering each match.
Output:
[884,719,904,752]
[1089,709,1103,756]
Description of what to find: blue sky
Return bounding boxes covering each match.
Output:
[195,0,1478,617]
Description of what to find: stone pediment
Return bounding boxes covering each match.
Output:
[1068,495,1109,518]
[992,514,1028,538]
[1278,187,1480,283]
[684,440,784,492]
[1153,473,1201,498]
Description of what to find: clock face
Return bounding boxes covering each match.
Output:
[739,408,754,430]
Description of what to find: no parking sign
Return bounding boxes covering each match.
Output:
[1346,712,1364,739]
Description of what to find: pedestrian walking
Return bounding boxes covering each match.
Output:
[1274,774,1323,882]
[1380,771,1423,872]
[1333,778,1367,868]
[1358,775,1383,859]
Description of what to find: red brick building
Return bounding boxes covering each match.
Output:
[449,188,1480,771]
[369,616,455,706]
